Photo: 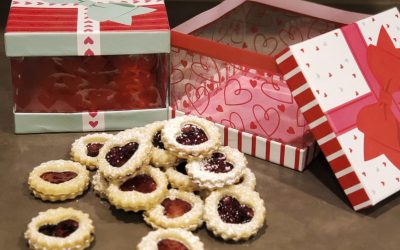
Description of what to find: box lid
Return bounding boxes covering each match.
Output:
[5,0,170,57]
[276,8,400,210]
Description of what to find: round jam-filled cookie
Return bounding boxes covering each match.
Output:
[28,160,90,202]
[162,116,221,159]
[144,189,203,231]
[186,146,247,189]
[204,186,266,241]
[107,166,168,212]
[98,130,151,180]
[70,133,113,170]
[137,228,204,250]
[165,160,200,192]
[232,167,256,190]
[25,207,94,250]
[145,121,178,168]
[92,171,109,200]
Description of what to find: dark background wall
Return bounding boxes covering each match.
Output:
[1,0,400,29]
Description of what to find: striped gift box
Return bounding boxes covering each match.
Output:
[5,0,170,56]
[276,8,400,210]
[170,108,320,171]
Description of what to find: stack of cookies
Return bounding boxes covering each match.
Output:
[25,115,267,250]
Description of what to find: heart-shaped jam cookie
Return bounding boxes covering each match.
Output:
[152,131,165,149]
[119,174,157,193]
[161,198,192,219]
[40,171,78,184]
[106,142,139,167]
[86,143,104,157]
[218,196,254,224]
[176,124,208,145]
[157,239,189,250]
[38,219,79,238]
[203,152,234,173]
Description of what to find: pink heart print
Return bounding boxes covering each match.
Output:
[191,55,222,83]
[261,81,293,104]
[252,105,280,137]
[224,79,253,105]
[89,121,98,128]
[253,34,278,55]
[221,112,245,131]
[185,83,210,115]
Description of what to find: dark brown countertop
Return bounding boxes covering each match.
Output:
[1,1,399,249]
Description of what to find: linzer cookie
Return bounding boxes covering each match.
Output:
[165,160,200,192]
[162,115,221,159]
[28,160,90,202]
[186,146,247,189]
[204,186,266,241]
[137,228,204,250]
[70,133,113,170]
[92,171,109,200]
[107,166,168,212]
[25,207,94,250]
[144,189,204,231]
[145,121,178,168]
[98,130,151,180]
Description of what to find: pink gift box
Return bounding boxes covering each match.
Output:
[277,8,400,210]
[170,0,367,171]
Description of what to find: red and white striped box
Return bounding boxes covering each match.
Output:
[5,0,170,133]
[170,108,319,171]
[276,8,400,210]
[170,0,366,171]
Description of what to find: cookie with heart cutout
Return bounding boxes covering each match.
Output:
[98,129,151,180]
[28,160,90,202]
[144,189,204,231]
[25,207,94,250]
[162,115,221,159]
[186,146,247,190]
[137,228,204,250]
[70,133,113,170]
[107,166,168,212]
[165,160,200,192]
[204,185,266,241]
[145,121,178,168]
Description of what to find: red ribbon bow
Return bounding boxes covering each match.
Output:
[357,26,400,168]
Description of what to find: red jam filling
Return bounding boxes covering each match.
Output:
[106,142,138,167]
[86,143,104,157]
[218,196,254,224]
[161,198,192,218]
[157,239,189,250]
[119,174,157,193]
[176,124,208,145]
[203,152,234,173]
[152,131,165,149]
[175,160,188,175]
[38,219,79,238]
[40,171,77,184]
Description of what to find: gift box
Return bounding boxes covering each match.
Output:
[276,8,400,210]
[5,0,170,133]
[170,0,367,171]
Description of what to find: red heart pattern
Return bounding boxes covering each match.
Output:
[252,105,280,137]
[224,79,252,106]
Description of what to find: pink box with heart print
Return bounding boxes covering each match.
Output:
[170,0,368,171]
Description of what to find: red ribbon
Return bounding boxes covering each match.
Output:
[357,27,400,168]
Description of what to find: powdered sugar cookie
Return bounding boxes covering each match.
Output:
[28,160,90,202]
[204,186,266,241]
[162,116,220,159]
[137,228,204,250]
[25,207,94,250]
[144,189,203,231]
[70,133,113,170]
